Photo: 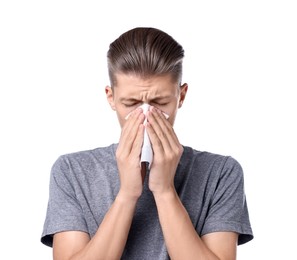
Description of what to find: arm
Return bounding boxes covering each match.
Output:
[153,189,238,260]
[147,107,238,260]
[53,194,138,260]
[53,108,146,260]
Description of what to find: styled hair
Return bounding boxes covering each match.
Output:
[107,27,184,87]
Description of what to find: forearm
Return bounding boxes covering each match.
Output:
[72,192,138,260]
[153,188,220,260]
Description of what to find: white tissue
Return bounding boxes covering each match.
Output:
[125,103,169,169]
[139,104,153,168]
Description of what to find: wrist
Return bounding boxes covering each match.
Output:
[116,189,141,204]
[152,186,177,201]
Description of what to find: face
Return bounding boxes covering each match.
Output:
[105,73,188,128]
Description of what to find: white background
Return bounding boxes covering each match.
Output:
[0,0,296,259]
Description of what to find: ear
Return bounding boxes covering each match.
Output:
[178,83,188,108]
[105,86,116,111]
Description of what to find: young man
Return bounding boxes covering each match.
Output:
[41,27,253,260]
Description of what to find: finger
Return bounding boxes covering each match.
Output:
[145,122,165,157]
[118,109,145,156]
[152,107,180,145]
[147,108,173,151]
[130,124,145,159]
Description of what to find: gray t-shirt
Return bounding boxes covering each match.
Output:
[41,144,253,259]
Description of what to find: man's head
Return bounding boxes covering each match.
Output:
[107,27,184,87]
[105,27,188,128]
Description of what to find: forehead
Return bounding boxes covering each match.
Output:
[113,73,179,98]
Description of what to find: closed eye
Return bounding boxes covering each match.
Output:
[122,103,139,107]
[120,97,141,107]
[151,102,169,106]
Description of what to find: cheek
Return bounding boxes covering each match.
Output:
[162,103,179,120]
[116,112,126,127]
[168,115,176,126]
[168,109,178,125]
[116,109,131,128]
[117,114,126,128]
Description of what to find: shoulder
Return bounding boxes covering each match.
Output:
[62,143,117,160]
[181,145,240,166]
[54,144,117,164]
[181,146,244,178]
[50,144,118,177]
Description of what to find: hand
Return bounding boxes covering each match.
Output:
[146,107,183,195]
[116,108,145,200]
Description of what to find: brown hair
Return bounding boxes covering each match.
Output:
[107,27,184,87]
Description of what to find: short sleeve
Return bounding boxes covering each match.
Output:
[201,157,253,245]
[41,156,88,247]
